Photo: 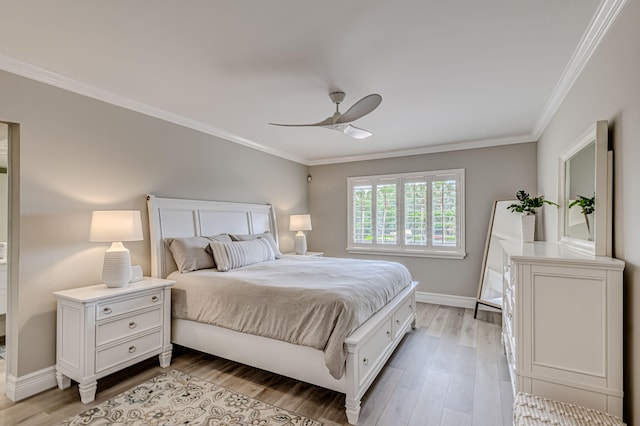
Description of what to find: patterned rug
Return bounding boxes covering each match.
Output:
[59,369,323,426]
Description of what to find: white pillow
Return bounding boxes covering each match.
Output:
[230,231,282,258]
[209,238,275,272]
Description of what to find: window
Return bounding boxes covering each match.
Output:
[347,169,465,259]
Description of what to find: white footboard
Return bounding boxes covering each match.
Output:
[343,281,417,423]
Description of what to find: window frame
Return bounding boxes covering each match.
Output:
[347,168,466,259]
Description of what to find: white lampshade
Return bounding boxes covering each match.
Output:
[90,210,144,242]
[289,214,312,255]
[90,210,143,288]
[289,214,312,232]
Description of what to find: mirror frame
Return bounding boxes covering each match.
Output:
[475,199,520,318]
[558,120,612,256]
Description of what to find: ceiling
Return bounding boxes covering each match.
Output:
[0,1,617,165]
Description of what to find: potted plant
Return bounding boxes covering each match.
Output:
[507,190,559,242]
[568,194,595,239]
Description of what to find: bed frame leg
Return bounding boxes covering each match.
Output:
[345,398,361,425]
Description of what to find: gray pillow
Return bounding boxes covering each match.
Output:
[230,231,282,258]
[166,234,231,273]
[209,238,275,272]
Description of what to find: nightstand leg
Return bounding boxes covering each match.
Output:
[56,371,71,390]
[159,344,172,368]
[79,381,97,404]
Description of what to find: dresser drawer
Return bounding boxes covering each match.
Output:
[358,319,392,385]
[392,297,414,338]
[95,329,162,373]
[96,307,163,346]
[96,291,163,320]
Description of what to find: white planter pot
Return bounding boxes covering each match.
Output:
[521,214,535,242]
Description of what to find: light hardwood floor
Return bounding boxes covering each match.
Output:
[0,303,513,425]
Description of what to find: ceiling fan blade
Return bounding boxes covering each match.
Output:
[342,124,373,139]
[269,116,333,127]
[336,94,382,124]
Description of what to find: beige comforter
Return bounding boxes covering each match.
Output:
[169,256,412,379]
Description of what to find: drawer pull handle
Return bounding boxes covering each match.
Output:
[363,358,369,366]
[409,304,413,311]
[151,296,159,302]
[396,319,400,325]
[128,346,136,354]
[129,322,137,329]
[103,307,112,315]
[386,330,391,337]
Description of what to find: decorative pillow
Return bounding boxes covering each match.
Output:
[230,231,282,258]
[166,234,231,273]
[209,238,275,272]
[204,233,234,255]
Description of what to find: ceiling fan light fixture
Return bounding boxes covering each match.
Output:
[343,124,372,139]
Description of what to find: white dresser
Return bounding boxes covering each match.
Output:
[501,241,624,417]
[54,277,174,403]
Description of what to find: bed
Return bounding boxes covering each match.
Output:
[146,194,418,424]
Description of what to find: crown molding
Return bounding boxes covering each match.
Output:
[0,0,627,167]
[315,0,628,167]
[532,0,629,139]
[0,54,308,165]
[307,134,536,166]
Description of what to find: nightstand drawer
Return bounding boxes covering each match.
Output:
[96,307,163,346]
[96,290,163,320]
[95,329,162,373]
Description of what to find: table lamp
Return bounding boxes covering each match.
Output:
[90,210,143,287]
[289,214,312,255]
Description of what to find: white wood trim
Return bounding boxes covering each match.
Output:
[416,291,500,312]
[309,134,536,166]
[532,0,629,139]
[0,1,626,167]
[346,169,465,258]
[0,54,307,165]
[5,366,57,402]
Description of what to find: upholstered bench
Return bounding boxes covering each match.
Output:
[513,392,625,426]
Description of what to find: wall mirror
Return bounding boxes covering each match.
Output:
[475,199,521,318]
[558,120,611,256]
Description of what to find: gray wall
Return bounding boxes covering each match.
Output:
[0,70,309,377]
[308,143,537,297]
[537,1,640,422]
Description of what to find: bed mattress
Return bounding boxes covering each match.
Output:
[168,255,412,378]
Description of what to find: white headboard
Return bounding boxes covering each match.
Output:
[146,194,278,278]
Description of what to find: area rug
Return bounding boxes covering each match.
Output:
[59,369,323,426]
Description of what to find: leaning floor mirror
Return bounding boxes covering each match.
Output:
[474,200,522,318]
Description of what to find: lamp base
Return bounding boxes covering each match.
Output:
[294,232,307,255]
[102,242,131,288]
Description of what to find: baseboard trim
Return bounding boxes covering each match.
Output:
[5,365,57,401]
[416,291,501,312]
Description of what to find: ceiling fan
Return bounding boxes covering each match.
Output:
[269,91,382,139]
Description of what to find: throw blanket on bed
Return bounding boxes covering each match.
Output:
[169,256,412,379]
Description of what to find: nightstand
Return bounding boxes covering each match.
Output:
[283,251,324,257]
[53,277,174,403]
